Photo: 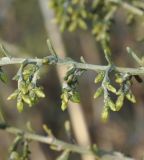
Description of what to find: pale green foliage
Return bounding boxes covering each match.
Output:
[93,67,137,121]
[61,66,84,110]
[49,0,144,42]
[8,63,45,112]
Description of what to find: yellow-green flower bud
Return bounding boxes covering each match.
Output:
[101,108,109,122]
[17,100,24,112]
[78,19,87,30]
[70,92,80,103]
[35,88,45,98]
[94,72,104,83]
[22,95,32,107]
[107,99,116,111]
[116,94,124,111]
[7,90,19,100]
[116,89,123,96]
[68,22,77,32]
[19,82,28,94]
[115,77,123,83]
[126,93,136,103]
[105,83,116,93]
[93,87,103,99]
[61,92,68,103]
[61,101,68,111]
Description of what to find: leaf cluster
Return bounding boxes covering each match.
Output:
[94,69,137,121]
[49,0,144,41]
[61,66,85,110]
[8,62,45,112]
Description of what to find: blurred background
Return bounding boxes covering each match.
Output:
[0,0,144,159]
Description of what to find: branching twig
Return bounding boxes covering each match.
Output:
[107,0,144,16]
[2,124,95,156]
[0,56,144,75]
[0,124,134,159]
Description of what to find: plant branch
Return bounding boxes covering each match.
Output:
[0,124,134,159]
[1,124,95,156]
[0,56,144,75]
[107,0,144,16]
[0,56,144,76]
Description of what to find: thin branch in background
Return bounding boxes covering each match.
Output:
[107,0,144,16]
[0,124,134,160]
